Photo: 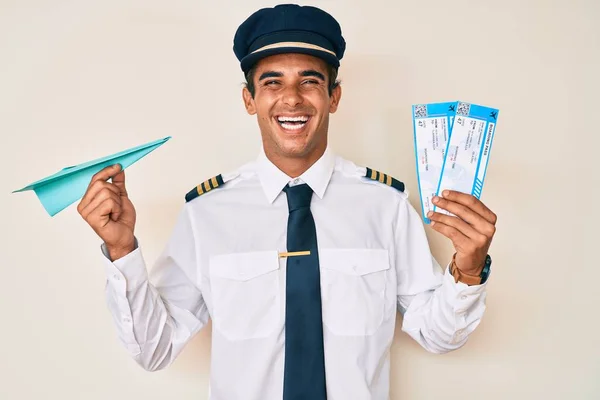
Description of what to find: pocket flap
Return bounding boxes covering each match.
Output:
[209,250,280,281]
[319,248,390,276]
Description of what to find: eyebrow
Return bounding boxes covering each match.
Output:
[257,70,326,81]
[258,71,283,81]
[300,70,326,81]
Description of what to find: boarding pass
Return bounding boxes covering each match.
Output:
[412,102,457,224]
[412,101,499,221]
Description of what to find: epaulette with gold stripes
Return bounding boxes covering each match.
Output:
[185,174,225,202]
[365,167,405,192]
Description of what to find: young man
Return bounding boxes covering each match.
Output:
[78,4,497,399]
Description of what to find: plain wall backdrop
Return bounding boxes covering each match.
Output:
[1,0,598,399]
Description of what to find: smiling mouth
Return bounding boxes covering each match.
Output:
[275,115,310,131]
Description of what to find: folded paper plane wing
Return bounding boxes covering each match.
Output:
[13,136,171,216]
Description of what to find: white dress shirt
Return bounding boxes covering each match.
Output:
[101,147,488,400]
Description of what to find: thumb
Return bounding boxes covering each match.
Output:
[111,165,128,195]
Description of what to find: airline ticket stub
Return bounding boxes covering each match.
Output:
[412,102,457,223]
[434,101,499,215]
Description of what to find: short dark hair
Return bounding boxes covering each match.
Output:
[244,63,340,98]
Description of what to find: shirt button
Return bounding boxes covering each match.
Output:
[113,274,120,281]
[461,295,467,300]
[123,317,131,323]
[293,178,300,184]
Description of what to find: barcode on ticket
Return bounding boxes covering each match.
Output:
[414,104,428,118]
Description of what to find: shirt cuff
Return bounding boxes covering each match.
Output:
[101,238,148,292]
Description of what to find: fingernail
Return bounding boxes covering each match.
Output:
[443,190,449,197]
[432,196,439,204]
[427,211,433,218]
[430,221,436,226]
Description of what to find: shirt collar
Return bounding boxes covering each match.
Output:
[256,147,336,204]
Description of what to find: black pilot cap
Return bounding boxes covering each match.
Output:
[233,4,346,74]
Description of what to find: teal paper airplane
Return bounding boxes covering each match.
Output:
[13,136,171,216]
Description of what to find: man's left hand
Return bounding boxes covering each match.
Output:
[427,190,497,275]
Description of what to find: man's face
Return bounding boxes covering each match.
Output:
[242,53,341,162]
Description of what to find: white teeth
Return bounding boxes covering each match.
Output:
[281,122,305,130]
[277,116,309,122]
[277,115,309,131]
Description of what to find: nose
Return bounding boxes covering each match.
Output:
[282,85,303,108]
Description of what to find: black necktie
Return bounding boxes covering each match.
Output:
[282,183,327,400]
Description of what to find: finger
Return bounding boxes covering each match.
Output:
[439,190,497,225]
[90,164,122,184]
[78,181,120,213]
[430,219,471,249]
[428,211,487,245]
[81,189,122,220]
[80,189,122,220]
[110,201,122,222]
[111,169,128,196]
[432,197,495,236]
[87,197,122,228]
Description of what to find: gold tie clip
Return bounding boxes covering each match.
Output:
[278,251,311,258]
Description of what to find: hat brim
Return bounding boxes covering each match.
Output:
[240,47,339,74]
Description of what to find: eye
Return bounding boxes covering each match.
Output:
[302,79,320,85]
[264,80,280,86]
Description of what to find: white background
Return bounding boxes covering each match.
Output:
[1,0,598,398]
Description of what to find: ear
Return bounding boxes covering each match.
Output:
[242,87,256,115]
[329,84,342,114]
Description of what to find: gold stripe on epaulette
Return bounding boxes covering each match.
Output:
[196,184,204,196]
[386,175,392,186]
[203,181,211,192]
[211,176,218,188]
[371,169,377,180]
[379,172,385,183]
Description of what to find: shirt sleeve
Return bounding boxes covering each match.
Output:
[395,198,488,354]
[101,205,209,370]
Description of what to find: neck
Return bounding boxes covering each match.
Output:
[265,145,326,178]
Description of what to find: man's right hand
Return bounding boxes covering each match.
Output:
[78,164,137,261]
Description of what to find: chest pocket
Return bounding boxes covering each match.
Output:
[209,250,281,341]
[319,248,391,336]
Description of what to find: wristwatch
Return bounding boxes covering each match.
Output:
[480,254,492,284]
